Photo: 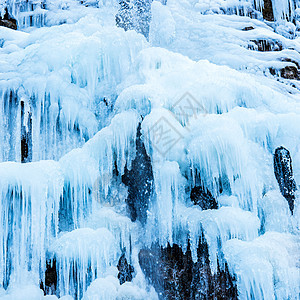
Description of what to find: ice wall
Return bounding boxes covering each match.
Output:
[0,0,299,299]
[0,18,147,161]
[0,109,140,296]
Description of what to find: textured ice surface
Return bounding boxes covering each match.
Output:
[0,0,299,299]
[224,232,300,300]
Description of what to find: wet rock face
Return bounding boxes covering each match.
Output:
[0,8,17,30]
[139,235,238,300]
[139,243,194,299]
[117,253,134,285]
[190,186,218,210]
[274,146,297,214]
[134,0,152,39]
[122,123,154,225]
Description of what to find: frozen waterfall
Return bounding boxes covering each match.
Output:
[0,0,299,299]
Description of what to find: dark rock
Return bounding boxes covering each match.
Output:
[138,246,165,296]
[21,101,32,163]
[262,0,274,22]
[139,242,193,299]
[117,253,134,285]
[274,146,297,214]
[122,123,154,225]
[190,186,218,210]
[0,8,17,30]
[280,65,299,80]
[269,58,300,80]
[213,262,238,299]
[249,39,282,52]
[40,259,57,296]
[190,234,212,300]
[139,234,238,300]
[242,26,254,31]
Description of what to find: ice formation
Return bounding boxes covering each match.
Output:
[0,0,299,299]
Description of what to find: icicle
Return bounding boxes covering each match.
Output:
[178,206,260,272]
[85,207,136,258]
[152,161,184,246]
[0,161,63,288]
[51,228,118,298]
[188,115,261,212]
[224,232,300,300]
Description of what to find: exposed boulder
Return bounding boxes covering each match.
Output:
[274,146,297,214]
[0,8,17,30]
[190,186,218,210]
[122,123,154,225]
[117,253,134,285]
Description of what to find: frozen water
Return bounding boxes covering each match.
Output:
[224,232,300,300]
[0,0,299,299]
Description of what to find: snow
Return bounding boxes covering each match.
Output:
[0,0,299,299]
